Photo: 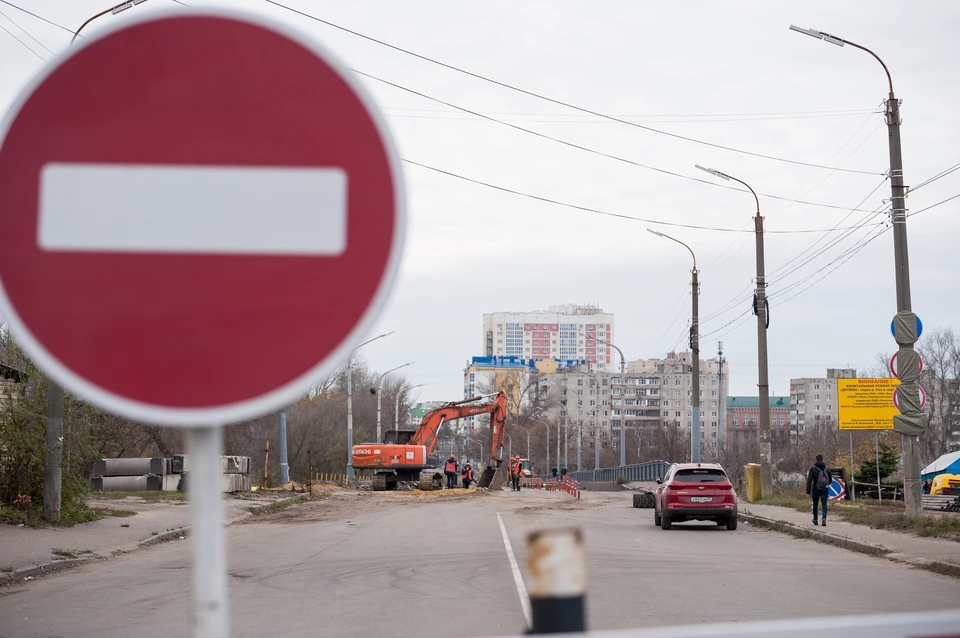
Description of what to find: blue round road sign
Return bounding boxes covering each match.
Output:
[891,316,923,339]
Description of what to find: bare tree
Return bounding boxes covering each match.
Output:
[917,328,960,459]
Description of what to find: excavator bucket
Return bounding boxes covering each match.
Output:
[477,460,501,489]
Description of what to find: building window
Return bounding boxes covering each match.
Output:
[675,411,681,417]
[733,415,739,425]
[675,379,681,386]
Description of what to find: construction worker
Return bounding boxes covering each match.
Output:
[511,455,522,492]
[444,455,458,489]
[461,463,474,489]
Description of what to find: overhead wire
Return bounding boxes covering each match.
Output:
[384,110,882,125]
[909,162,960,194]
[0,1,76,35]
[908,192,960,218]
[0,7,53,54]
[767,178,888,280]
[0,16,45,60]
[404,160,876,233]
[266,0,882,176]
[384,106,879,119]
[632,287,688,359]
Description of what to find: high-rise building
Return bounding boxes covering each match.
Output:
[482,303,615,371]
[790,368,856,435]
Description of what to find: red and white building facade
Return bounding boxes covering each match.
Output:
[482,304,615,371]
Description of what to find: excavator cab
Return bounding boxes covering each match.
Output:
[383,429,415,445]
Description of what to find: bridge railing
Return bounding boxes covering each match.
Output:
[537,460,669,483]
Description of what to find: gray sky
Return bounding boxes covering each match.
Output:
[1,0,958,404]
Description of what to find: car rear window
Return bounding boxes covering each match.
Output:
[674,469,727,483]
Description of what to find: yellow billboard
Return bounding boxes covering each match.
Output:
[837,378,900,430]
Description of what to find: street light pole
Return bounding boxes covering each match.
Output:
[584,334,627,467]
[395,383,426,429]
[346,331,395,481]
[695,165,771,496]
[648,229,700,463]
[375,360,416,442]
[789,23,925,520]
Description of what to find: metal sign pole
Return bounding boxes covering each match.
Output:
[187,426,229,638]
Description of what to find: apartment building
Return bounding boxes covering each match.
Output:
[630,351,729,443]
[725,395,792,458]
[790,368,856,434]
[482,303,615,372]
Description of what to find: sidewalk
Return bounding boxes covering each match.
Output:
[0,493,288,585]
[740,501,960,577]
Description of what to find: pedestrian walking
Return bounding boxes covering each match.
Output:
[444,454,459,489]
[461,463,474,489]
[551,467,558,479]
[805,454,833,526]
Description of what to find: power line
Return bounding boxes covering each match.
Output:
[372,71,880,215]
[404,159,879,233]
[909,163,960,194]
[266,0,882,176]
[385,106,879,119]
[0,17,44,60]
[384,110,882,125]
[767,178,887,280]
[632,288,688,359]
[0,8,53,54]
[0,1,76,35]
[908,192,960,218]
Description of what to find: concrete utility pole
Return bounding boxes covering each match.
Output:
[717,341,726,461]
[43,381,63,522]
[345,331,394,481]
[790,26,925,517]
[696,165,772,496]
[374,360,415,443]
[648,229,700,462]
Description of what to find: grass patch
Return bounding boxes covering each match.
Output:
[836,507,960,541]
[52,548,78,559]
[758,489,960,542]
[91,491,187,502]
[0,503,103,527]
[1,565,13,573]
[251,495,311,516]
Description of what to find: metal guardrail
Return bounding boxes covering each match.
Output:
[537,460,669,483]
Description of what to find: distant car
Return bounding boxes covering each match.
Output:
[654,462,738,530]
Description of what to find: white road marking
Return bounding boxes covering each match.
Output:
[38,163,347,255]
[496,511,531,629]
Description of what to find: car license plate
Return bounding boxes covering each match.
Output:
[690,496,713,503]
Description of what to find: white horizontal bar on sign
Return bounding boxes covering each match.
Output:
[38,163,347,255]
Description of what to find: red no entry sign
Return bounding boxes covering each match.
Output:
[0,9,405,426]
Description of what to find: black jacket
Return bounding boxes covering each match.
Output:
[806,461,832,494]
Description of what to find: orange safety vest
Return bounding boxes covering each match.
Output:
[512,460,522,475]
[445,459,457,473]
[462,467,474,481]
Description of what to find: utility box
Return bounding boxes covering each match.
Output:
[745,463,762,503]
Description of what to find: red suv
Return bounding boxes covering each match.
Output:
[654,462,738,530]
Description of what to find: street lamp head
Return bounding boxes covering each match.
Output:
[695,164,730,180]
[789,25,844,46]
[646,228,664,237]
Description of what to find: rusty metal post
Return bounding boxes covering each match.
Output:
[526,528,587,634]
[262,440,270,490]
[308,447,313,496]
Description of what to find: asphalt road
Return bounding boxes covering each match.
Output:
[1,488,958,637]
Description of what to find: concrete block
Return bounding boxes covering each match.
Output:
[178,472,251,493]
[221,456,250,474]
[91,475,162,492]
[162,474,183,492]
[171,455,250,475]
[93,457,165,477]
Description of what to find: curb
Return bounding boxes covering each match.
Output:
[739,512,960,579]
[0,497,311,587]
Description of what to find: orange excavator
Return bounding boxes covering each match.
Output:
[351,392,508,491]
